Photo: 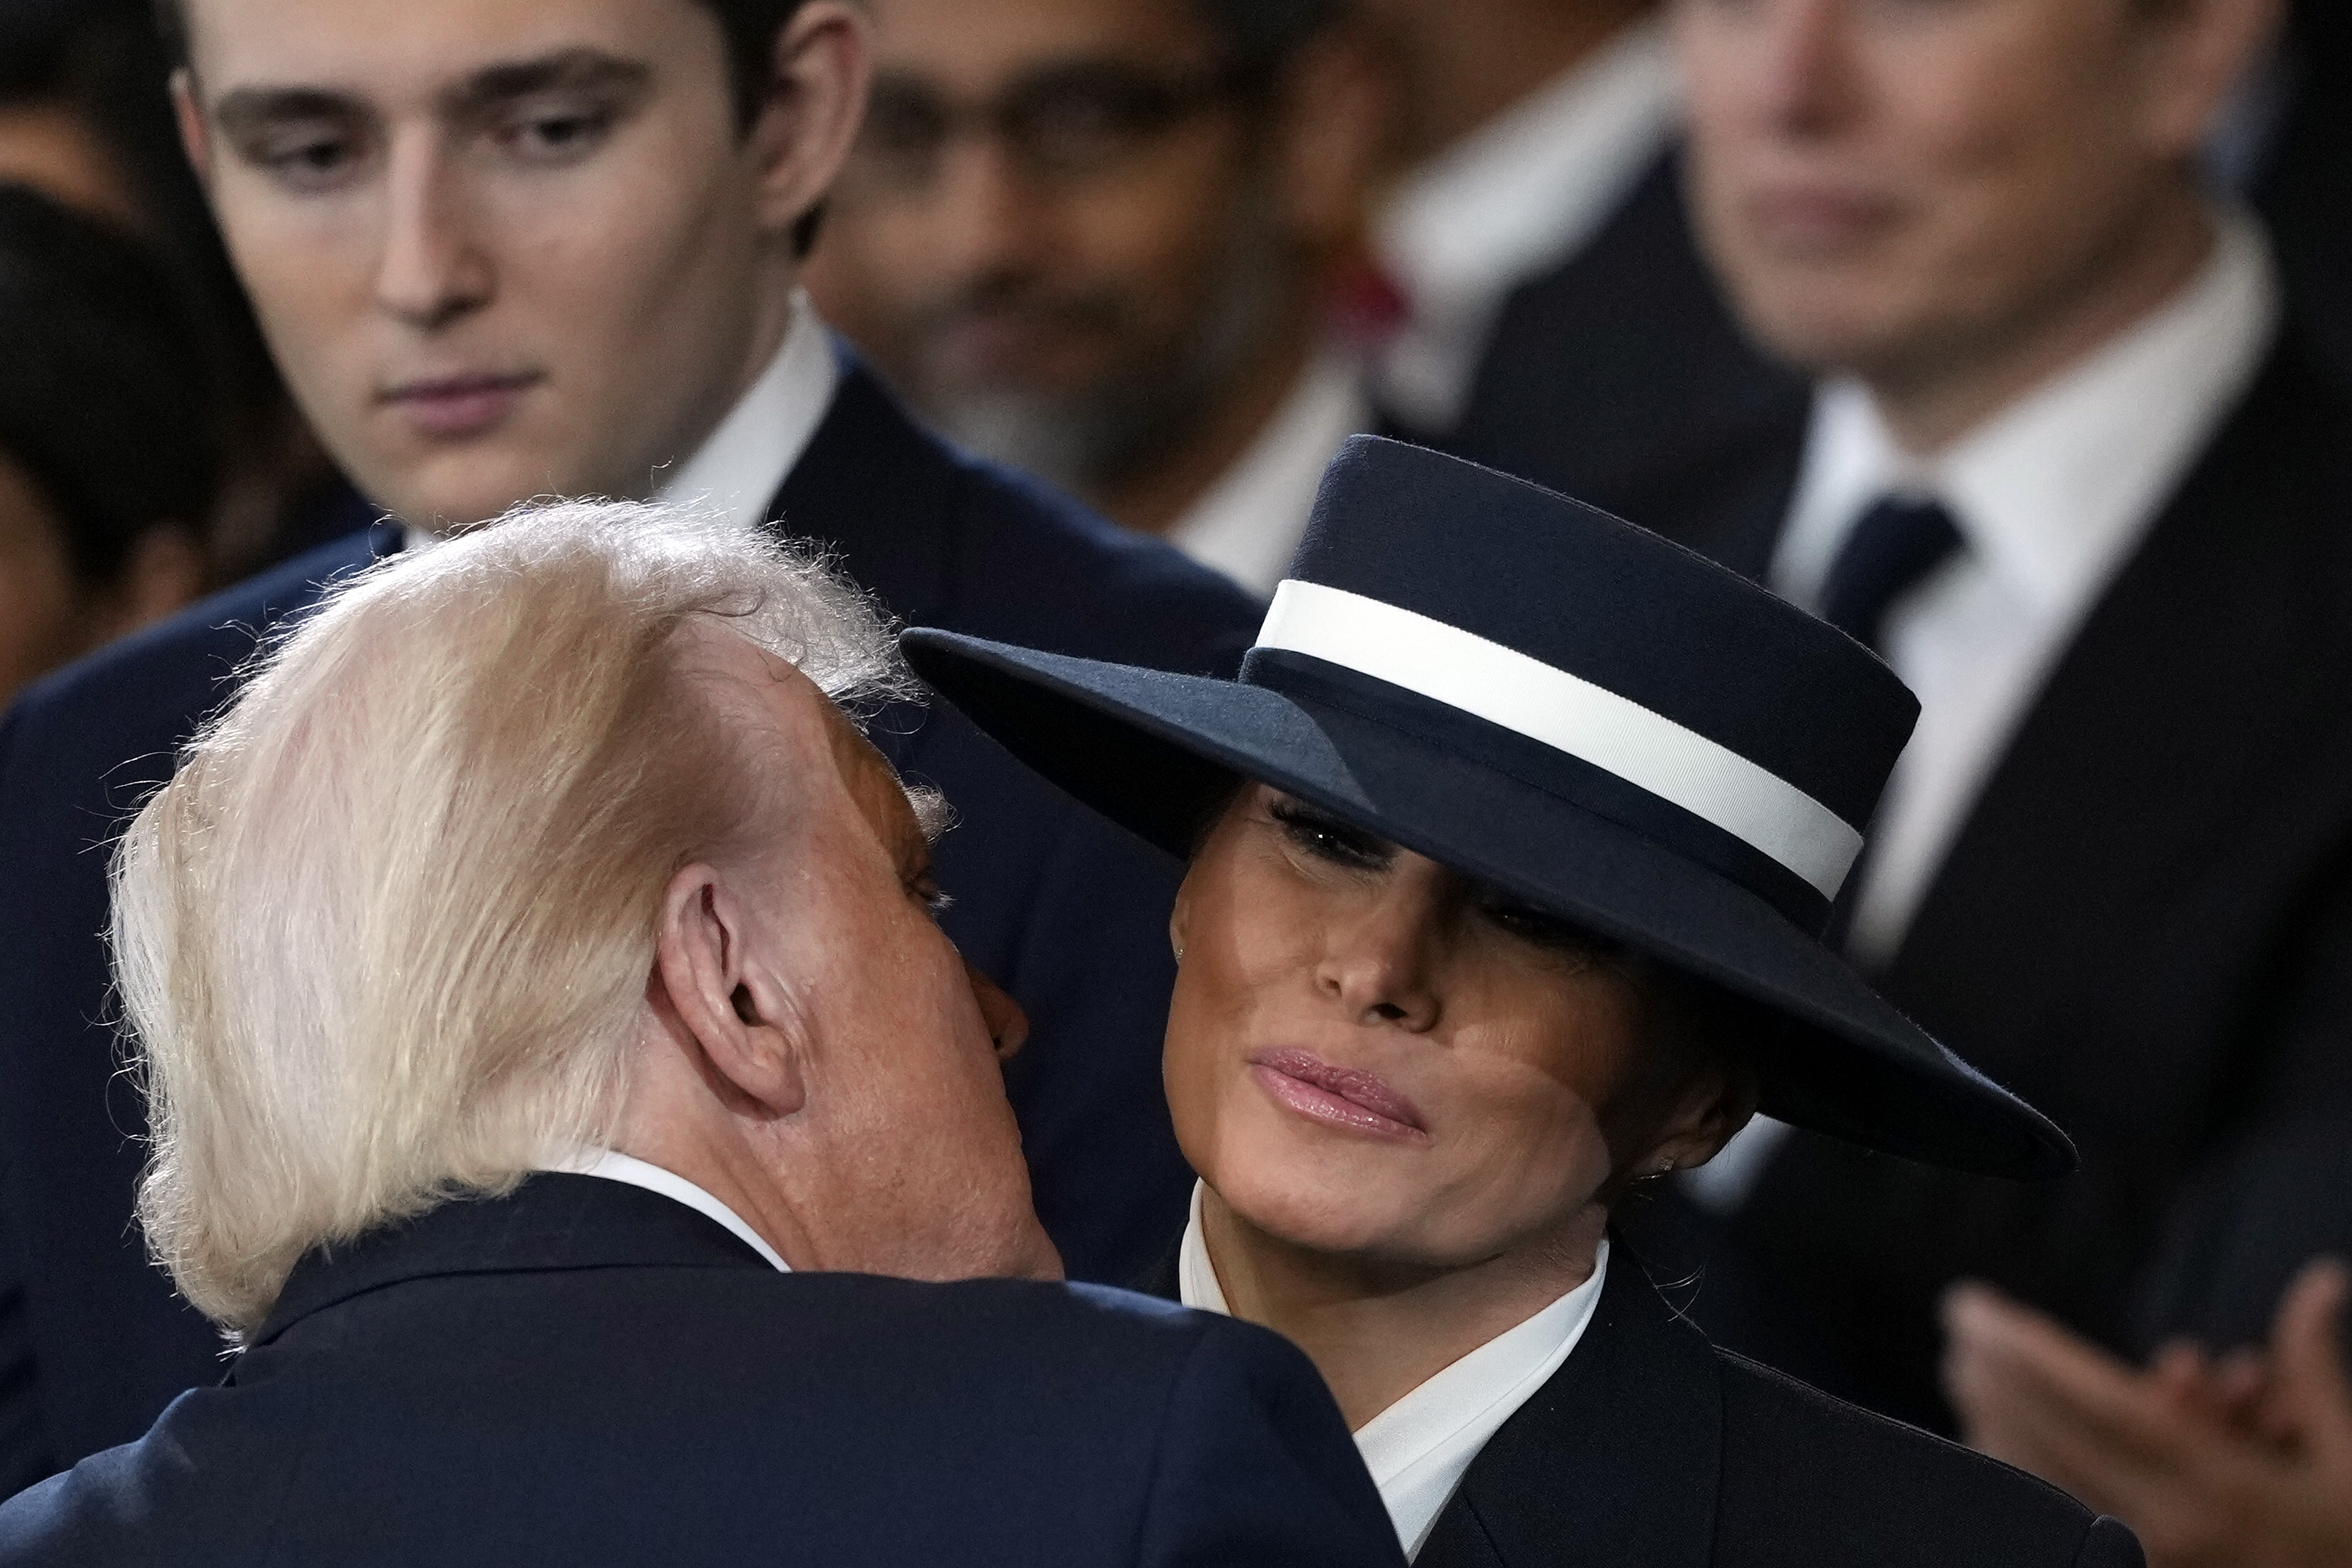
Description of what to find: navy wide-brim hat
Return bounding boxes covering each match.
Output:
[904,437,2074,1180]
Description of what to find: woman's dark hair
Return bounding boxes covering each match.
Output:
[0,183,218,583]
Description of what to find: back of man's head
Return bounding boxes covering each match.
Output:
[114,501,905,1336]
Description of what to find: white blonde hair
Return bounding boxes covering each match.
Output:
[111,499,912,1338]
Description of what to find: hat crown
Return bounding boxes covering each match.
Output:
[1281,436,1917,834]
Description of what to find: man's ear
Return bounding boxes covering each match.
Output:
[170,70,212,188]
[2135,0,2284,160]
[1272,26,1390,250]
[745,0,872,242]
[651,863,807,1116]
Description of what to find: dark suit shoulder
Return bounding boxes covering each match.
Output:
[941,450,1261,675]
[2,526,383,780]
[1712,1349,2142,1567]
[0,1268,1399,1568]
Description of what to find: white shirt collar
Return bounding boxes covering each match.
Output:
[548,1148,792,1273]
[654,288,839,531]
[403,289,839,553]
[1177,1182,1607,1559]
[1373,21,1679,430]
[1166,349,1369,597]
[1774,208,2280,616]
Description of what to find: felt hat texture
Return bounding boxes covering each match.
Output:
[903,436,2072,1179]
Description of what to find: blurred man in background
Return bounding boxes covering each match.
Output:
[1360,0,1811,540]
[805,0,1383,594]
[0,0,1258,1500]
[1635,0,2352,1501]
[0,0,363,577]
[0,184,211,712]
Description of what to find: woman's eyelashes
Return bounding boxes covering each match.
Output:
[1268,798,1391,871]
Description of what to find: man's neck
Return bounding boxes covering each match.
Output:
[1387,0,1655,163]
[1863,190,2216,459]
[1093,313,1319,539]
[1202,1185,1606,1429]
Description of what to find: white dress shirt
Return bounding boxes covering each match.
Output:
[1177,1182,1608,1559]
[1167,349,1369,597]
[1372,21,1678,432]
[403,288,839,552]
[548,1148,792,1273]
[1685,209,2280,1214]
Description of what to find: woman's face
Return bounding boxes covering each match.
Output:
[1167,784,1735,1267]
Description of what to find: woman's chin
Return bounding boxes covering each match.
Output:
[1208,1160,1426,1260]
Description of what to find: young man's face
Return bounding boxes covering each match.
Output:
[177,0,859,530]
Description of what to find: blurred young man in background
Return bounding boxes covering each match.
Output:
[0,0,1258,1499]
[806,0,1383,594]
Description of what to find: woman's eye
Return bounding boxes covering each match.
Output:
[1269,800,1386,870]
[1483,900,1614,960]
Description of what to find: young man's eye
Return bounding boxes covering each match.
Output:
[500,104,615,163]
[244,129,364,188]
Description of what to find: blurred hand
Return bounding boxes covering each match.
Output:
[1942,1259,2352,1568]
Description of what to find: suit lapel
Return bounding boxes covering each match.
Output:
[1419,1249,1721,1568]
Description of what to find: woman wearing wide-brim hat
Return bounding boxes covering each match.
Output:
[903,437,2141,1567]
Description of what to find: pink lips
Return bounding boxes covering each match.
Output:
[1250,1049,1428,1142]
[379,371,543,440]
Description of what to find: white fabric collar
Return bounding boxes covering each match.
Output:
[654,287,839,531]
[548,1148,792,1273]
[1167,348,1369,597]
[1373,21,1679,430]
[1774,208,2280,618]
[1177,1182,1607,1559]
[402,288,839,552]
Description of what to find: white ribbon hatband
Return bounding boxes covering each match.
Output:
[1254,580,1864,900]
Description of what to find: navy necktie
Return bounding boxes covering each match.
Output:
[1820,496,1963,653]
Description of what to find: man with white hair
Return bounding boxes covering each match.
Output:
[0,500,1403,1567]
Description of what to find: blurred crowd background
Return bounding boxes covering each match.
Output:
[3,0,2350,1559]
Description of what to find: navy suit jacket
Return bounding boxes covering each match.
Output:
[1412,148,1810,544]
[0,358,1256,1493]
[0,1175,1405,1567]
[1138,1241,2140,1568]
[1623,334,2352,1430]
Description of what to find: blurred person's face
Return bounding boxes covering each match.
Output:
[171,0,868,530]
[1675,0,2270,396]
[1163,785,1743,1268]
[0,454,203,707]
[810,0,1341,492]
[649,630,1057,1280]
[0,103,143,227]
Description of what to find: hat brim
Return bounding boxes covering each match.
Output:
[903,628,2073,1182]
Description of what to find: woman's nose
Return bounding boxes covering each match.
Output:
[1315,891,1442,1032]
[965,959,1031,1061]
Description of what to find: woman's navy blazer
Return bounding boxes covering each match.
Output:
[1145,1239,2143,1567]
